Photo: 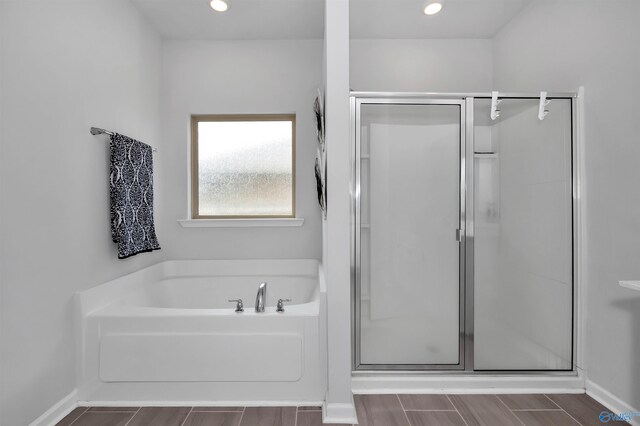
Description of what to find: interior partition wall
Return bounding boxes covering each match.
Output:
[351,93,577,373]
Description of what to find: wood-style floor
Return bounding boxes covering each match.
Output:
[55,394,612,426]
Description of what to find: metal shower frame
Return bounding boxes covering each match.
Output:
[350,91,579,375]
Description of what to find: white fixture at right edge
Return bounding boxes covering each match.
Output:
[619,281,640,292]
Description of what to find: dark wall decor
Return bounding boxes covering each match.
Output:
[313,89,326,218]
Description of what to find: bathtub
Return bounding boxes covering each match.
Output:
[75,259,326,405]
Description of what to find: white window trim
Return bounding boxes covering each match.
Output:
[177,218,304,228]
[189,114,297,220]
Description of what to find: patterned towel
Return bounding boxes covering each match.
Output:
[110,133,161,259]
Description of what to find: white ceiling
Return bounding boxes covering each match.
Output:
[131,0,325,40]
[350,0,532,39]
[131,0,531,40]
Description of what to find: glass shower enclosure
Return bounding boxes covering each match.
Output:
[351,93,576,372]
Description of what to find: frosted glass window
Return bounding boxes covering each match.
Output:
[191,115,295,218]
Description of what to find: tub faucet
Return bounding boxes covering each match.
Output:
[255,282,267,312]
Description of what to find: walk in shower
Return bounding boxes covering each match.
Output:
[351,93,577,373]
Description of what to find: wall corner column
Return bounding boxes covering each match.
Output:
[322,0,356,423]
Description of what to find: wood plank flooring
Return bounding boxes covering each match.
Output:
[55,393,615,426]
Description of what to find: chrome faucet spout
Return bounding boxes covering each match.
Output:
[255,282,267,312]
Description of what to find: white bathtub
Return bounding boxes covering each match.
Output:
[75,259,326,405]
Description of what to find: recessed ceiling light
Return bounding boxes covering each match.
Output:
[210,0,228,12]
[424,2,443,15]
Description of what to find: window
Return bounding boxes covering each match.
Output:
[191,114,296,219]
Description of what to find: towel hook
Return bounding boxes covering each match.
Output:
[490,91,502,120]
[538,91,551,120]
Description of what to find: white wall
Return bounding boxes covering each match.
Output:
[0,1,163,424]
[494,0,640,410]
[160,40,323,260]
[350,39,493,92]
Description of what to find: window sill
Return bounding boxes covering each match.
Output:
[177,218,305,228]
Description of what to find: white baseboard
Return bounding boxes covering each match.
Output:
[323,399,358,424]
[29,390,78,426]
[354,387,585,395]
[586,380,640,426]
[78,400,324,407]
[352,373,585,394]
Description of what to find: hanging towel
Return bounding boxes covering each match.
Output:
[110,133,161,259]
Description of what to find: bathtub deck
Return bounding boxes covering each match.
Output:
[56,393,607,425]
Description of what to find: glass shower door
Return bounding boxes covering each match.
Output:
[355,101,465,369]
[473,98,574,370]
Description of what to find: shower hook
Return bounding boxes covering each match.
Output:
[490,91,502,120]
[538,91,551,120]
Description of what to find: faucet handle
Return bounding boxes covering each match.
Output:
[228,299,244,313]
[276,298,292,313]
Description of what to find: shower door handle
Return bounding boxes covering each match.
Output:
[456,228,464,242]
